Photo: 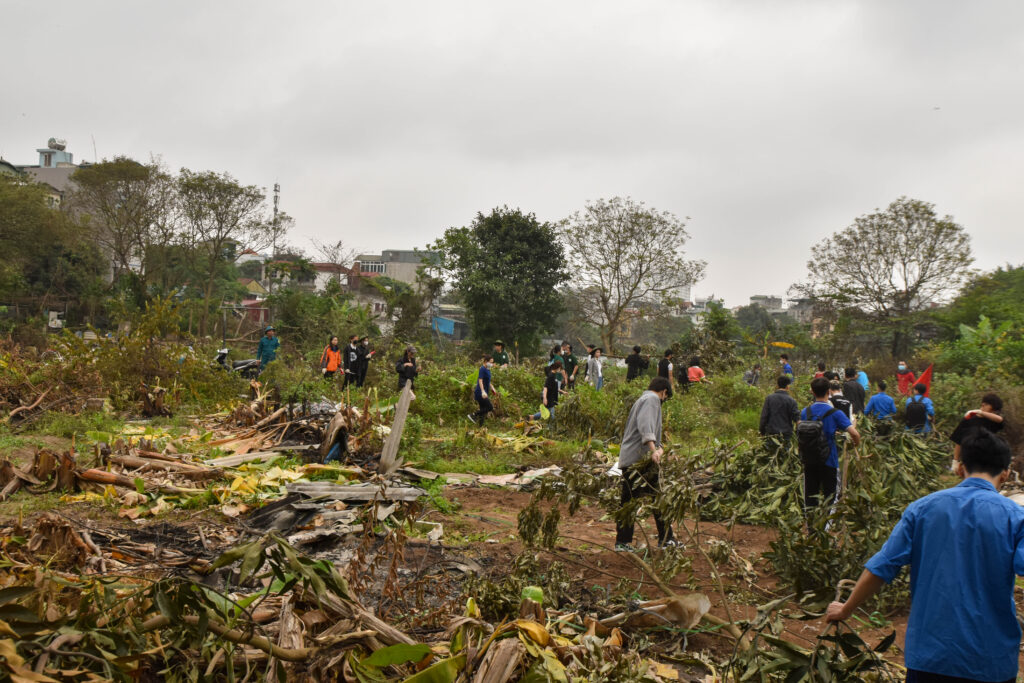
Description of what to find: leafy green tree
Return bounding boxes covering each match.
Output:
[369,269,443,342]
[794,197,973,358]
[938,265,1024,337]
[561,197,705,352]
[67,157,178,306]
[177,170,271,336]
[0,174,106,325]
[735,304,778,337]
[433,207,568,353]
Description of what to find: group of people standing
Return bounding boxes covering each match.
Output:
[318,334,375,387]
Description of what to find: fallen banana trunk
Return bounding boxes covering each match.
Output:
[77,468,205,496]
[106,454,222,480]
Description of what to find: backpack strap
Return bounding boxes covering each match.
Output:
[804,404,838,422]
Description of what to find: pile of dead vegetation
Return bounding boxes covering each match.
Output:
[0,302,245,428]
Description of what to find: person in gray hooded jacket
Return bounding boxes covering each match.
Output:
[615,376,674,550]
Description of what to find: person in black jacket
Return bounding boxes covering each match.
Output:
[355,335,372,387]
[395,345,418,391]
[843,367,866,415]
[343,334,360,387]
[625,345,649,381]
[759,375,800,451]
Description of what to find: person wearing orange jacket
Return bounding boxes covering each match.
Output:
[320,336,343,379]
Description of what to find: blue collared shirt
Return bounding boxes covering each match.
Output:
[865,478,1024,680]
[864,392,896,420]
[799,401,852,468]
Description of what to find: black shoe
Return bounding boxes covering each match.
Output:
[467,413,477,424]
[659,539,680,549]
[614,543,637,553]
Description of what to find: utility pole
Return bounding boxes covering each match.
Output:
[269,183,280,296]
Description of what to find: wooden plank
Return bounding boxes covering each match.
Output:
[286,482,424,502]
[379,383,413,476]
[204,451,287,467]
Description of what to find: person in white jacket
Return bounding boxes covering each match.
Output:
[587,347,604,390]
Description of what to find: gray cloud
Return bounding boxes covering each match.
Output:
[2,0,1022,307]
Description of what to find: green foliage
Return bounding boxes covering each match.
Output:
[265,286,378,352]
[0,174,107,326]
[433,207,568,352]
[937,265,1024,337]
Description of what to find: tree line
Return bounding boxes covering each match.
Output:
[0,153,1003,362]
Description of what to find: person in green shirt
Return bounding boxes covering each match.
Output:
[492,340,510,367]
[255,326,280,369]
[561,341,579,389]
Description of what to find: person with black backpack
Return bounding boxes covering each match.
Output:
[797,377,861,512]
[905,382,935,434]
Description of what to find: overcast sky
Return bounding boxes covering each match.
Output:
[3,1,1022,307]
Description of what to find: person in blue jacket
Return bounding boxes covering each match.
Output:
[856,368,869,392]
[905,383,935,433]
[827,431,1024,683]
[864,380,896,420]
[780,353,794,378]
[255,326,280,369]
[468,354,495,424]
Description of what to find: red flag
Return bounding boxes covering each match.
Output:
[916,364,934,397]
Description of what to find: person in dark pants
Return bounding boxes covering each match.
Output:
[614,376,674,551]
[468,354,495,424]
[625,345,649,381]
[801,377,861,511]
[759,375,799,451]
[531,360,564,421]
[827,431,1023,683]
[842,367,866,415]
[343,334,360,387]
[395,345,418,391]
[355,336,372,387]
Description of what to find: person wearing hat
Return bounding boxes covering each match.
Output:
[396,345,419,391]
[356,336,373,387]
[256,325,280,369]
[492,340,510,367]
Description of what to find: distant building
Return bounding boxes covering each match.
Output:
[311,262,349,292]
[352,249,438,286]
[17,138,81,206]
[749,295,784,312]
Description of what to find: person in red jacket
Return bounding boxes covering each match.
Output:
[896,361,917,396]
[320,336,343,379]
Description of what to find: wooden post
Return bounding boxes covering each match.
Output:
[379,383,413,476]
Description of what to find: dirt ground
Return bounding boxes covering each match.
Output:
[439,487,912,664]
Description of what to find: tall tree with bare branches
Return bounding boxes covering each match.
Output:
[793,196,973,357]
[561,197,705,352]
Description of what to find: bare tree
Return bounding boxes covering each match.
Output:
[793,196,974,357]
[177,169,272,336]
[312,238,356,290]
[561,197,705,352]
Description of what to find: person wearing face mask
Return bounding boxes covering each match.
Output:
[896,361,917,396]
[614,376,676,551]
[468,354,496,424]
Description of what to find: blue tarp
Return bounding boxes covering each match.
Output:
[432,316,456,336]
